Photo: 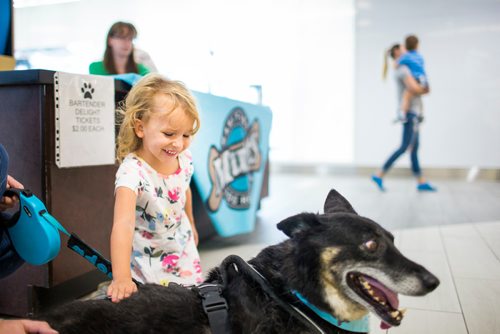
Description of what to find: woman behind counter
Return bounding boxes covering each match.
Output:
[89,21,151,76]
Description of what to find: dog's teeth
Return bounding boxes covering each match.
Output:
[399,308,407,316]
[390,311,399,318]
[396,315,402,321]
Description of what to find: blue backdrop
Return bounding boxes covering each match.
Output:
[190,92,272,237]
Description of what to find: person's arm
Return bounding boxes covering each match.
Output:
[107,186,138,303]
[403,69,430,95]
[0,175,24,211]
[0,319,58,334]
[185,187,198,246]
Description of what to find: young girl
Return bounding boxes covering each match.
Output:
[107,74,203,303]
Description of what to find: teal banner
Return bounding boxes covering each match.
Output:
[190,92,272,237]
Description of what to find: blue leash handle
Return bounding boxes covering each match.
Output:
[41,210,113,279]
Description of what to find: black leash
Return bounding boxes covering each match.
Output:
[217,255,326,334]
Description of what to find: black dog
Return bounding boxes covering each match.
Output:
[39,189,439,334]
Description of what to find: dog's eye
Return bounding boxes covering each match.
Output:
[364,240,378,252]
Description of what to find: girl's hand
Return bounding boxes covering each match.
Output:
[107,278,137,303]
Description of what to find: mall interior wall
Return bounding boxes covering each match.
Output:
[13,0,499,169]
[14,0,355,165]
[355,0,500,169]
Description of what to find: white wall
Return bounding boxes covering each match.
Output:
[14,0,355,165]
[13,0,500,168]
[355,0,500,168]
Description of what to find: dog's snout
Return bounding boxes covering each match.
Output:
[422,272,440,292]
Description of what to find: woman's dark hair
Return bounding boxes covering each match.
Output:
[103,21,139,74]
[388,43,401,59]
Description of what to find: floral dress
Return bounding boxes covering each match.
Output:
[115,150,203,286]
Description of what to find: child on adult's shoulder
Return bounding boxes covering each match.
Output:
[397,34,429,123]
[107,73,202,303]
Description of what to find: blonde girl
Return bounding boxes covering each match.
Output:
[108,74,202,302]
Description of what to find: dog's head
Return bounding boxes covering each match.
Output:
[277,189,439,328]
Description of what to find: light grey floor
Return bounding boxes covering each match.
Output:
[199,172,500,334]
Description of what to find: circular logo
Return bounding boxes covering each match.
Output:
[207,107,261,211]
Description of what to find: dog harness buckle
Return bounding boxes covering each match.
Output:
[197,283,229,334]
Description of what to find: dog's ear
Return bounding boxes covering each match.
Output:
[324,189,357,215]
[277,213,320,238]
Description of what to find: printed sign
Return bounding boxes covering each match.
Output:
[54,72,115,168]
[190,92,272,237]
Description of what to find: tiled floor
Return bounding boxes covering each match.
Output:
[199,172,500,334]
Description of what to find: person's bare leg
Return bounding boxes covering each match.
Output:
[399,90,414,121]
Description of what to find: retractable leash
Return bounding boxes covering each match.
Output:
[1,188,113,279]
[1,186,231,332]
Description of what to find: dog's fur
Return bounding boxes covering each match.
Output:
[39,189,439,334]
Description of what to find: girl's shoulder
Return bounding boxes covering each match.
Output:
[177,149,194,178]
[115,153,148,192]
[178,149,193,167]
[121,152,143,166]
[117,153,147,175]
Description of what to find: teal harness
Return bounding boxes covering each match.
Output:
[292,291,370,333]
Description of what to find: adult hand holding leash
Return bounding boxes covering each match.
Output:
[0,175,23,211]
[0,319,58,334]
[0,145,58,334]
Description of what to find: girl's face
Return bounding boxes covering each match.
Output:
[134,94,195,174]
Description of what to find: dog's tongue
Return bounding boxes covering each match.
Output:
[364,276,399,309]
[380,321,392,329]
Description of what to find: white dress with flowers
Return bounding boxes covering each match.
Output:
[115,150,203,286]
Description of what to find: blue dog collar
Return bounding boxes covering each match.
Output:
[292,291,369,333]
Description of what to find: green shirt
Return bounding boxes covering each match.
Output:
[89,61,150,76]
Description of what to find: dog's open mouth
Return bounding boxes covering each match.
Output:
[346,272,405,328]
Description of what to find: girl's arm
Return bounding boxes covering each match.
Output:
[107,186,138,303]
[185,186,199,246]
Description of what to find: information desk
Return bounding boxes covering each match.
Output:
[0,69,271,317]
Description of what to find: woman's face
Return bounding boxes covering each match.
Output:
[108,33,134,58]
[393,46,406,60]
